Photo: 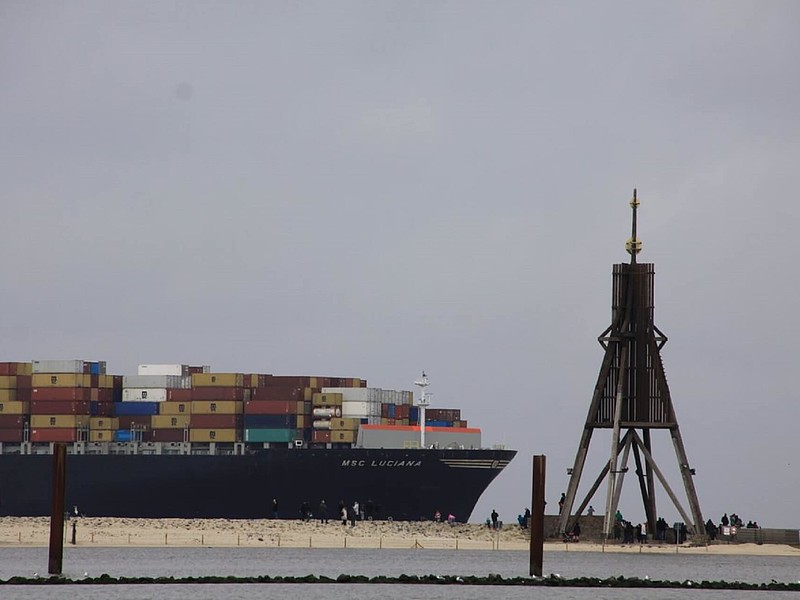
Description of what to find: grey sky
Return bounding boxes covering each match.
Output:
[2,2,799,527]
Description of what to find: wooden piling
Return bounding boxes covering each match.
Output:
[47,443,67,575]
[529,454,546,577]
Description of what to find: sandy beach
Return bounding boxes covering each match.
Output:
[1,517,798,556]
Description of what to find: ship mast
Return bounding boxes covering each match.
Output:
[414,371,430,448]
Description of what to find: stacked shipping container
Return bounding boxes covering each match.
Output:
[0,360,467,448]
[0,362,32,442]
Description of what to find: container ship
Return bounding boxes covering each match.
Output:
[0,360,514,521]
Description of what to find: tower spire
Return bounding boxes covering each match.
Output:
[626,188,641,263]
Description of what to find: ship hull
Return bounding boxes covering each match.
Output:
[0,448,515,521]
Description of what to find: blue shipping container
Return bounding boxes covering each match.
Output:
[425,420,453,428]
[114,430,133,442]
[113,402,160,416]
[409,406,419,422]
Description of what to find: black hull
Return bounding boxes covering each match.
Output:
[0,448,515,522]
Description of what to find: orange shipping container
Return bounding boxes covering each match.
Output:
[191,401,243,415]
[31,373,92,388]
[331,430,356,443]
[151,414,191,429]
[0,376,18,388]
[191,373,244,387]
[0,401,29,414]
[89,430,115,442]
[312,393,343,406]
[90,417,119,430]
[189,428,241,443]
[159,401,192,415]
[31,415,90,428]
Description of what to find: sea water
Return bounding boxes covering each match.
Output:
[1,547,797,599]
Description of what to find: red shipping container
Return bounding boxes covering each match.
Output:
[191,387,245,401]
[0,428,24,442]
[190,414,242,428]
[149,428,187,443]
[0,363,18,376]
[16,388,32,402]
[250,386,305,402]
[117,416,150,430]
[245,400,303,415]
[167,389,192,402]
[0,415,27,428]
[267,376,312,387]
[31,401,90,415]
[31,428,77,442]
[0,362,33,376]
[113,375,123,388]
[312,430,331,443]
[15,375,32,389]
[31,387,90,401]
[89,388,114,402]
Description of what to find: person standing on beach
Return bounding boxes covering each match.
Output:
[272,498,279,519]
[350,501,358,526]
[319,500,328,524]
[490,509,499,530]
[341,505,348,526]
[558,493,565,514]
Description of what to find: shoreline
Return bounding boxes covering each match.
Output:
[1,517,798,556]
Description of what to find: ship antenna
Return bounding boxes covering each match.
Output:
[626,188,642,263]
[414,371,430,449]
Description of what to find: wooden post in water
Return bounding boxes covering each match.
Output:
[48,443,67,575]
[529,454,546,577]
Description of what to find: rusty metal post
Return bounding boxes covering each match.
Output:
[529,454,546,577]
[48,443,67,575]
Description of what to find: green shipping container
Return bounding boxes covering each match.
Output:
[245,428,297,443]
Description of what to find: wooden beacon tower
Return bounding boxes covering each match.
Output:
[557,190,704,539]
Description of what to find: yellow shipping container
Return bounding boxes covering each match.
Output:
[0,376,18,388]
[331,417,359,430]
[331,430,356,443]
[18,363,33,376]
[189,428,241,443]
[0,390,18,402]
[89,430,115,442]
[191,401,243,415]
[159,401,192,415]
[312,392,343,406]
[0,401,28,414]
[90,417,119,430]
[97,374,115,389]
[31,415,90,428]
[31,373,91,388]
[151,415,191,429]
[191,373,244,387]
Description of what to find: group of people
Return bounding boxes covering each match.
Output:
[291,498,379,524]
[612,511,674,543]
[707,512,759,539]
[433,510,457,525]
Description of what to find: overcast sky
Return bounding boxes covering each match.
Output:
[2,1,799,528]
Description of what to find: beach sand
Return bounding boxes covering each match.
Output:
[1,517,798,556]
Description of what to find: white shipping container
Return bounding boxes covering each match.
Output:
[32,360,84,374]
[341,401,381,418]
[122,375,192,389]
[323,387,413,406]
[138,364,187,376]
[122,388,168,402]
